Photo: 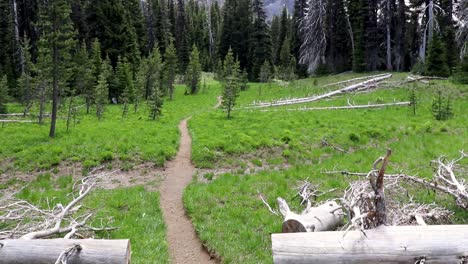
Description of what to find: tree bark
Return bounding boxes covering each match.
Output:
[272,225,468,264]
[0,239,131,264]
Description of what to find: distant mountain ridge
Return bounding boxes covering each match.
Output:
[264,0,294,18]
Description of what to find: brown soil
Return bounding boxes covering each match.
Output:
[159,118,215,264]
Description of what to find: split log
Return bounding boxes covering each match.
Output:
[272,225,468,264]
[278,198,343,233]
[0,239,131,264]
[250,74,392,108]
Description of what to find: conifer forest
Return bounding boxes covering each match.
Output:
[0,0,467,263]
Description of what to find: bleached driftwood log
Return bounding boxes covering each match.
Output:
[322,73,391,88]
[272,225,468,264]
[249,74,392,108]
[277,198,343,233]
[0,120,36,123]
[265,102,411,112]
[0,239,131,264]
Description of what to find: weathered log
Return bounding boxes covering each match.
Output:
[278,198,343,233]
[250,74,392,108]
[272,225,468,264]
[0,239,131,264]
[0,120,36,123]
[322,73,391,88]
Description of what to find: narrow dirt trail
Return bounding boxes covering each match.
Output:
[159,118,215,264]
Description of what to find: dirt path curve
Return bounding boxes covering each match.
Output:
[159,118,215,264]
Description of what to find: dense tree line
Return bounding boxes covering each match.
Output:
[0,0,467,134]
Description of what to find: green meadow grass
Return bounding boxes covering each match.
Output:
[0,78,220,172]
[186,74,468,263]
[1,72,467,264]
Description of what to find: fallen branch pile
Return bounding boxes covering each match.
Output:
[265,149,467,263]
[248,74,392,108]
[0,171,116,240]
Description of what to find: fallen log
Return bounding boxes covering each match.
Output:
[278,198,343,233]
[272,225,468,264]
[0,239,131,264]
[260,102,411,112]
[250,74,392,108]
[322,73,391,88]
[0,120,36,123]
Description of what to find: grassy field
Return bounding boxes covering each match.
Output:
[0,75,220,263]
[1,72,467,264]
[185,73,468,263]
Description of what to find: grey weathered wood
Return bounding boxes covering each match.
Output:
[279,199,343,233]
[272,225,468,264]
[0,120,35,123]
[0,239,131,264]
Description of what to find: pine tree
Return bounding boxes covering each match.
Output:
[292,0,308,76]
[134,57,148,113]
[73,42,94,114]
[95,58,111,120]
[18,38,35,115]
[147,45,163,120]
[185,45,202,94]
[219,0,252,72]
[34,36,52,124]
[91,39,102,82]
[175,0,190,71]
[275,8,290,65]
[119,58,134,118]
[270,15,281,64]
[148,83,163,120]
[424,36,450,77]
[259,61,273,83]
[250,0,272,80]
[452,52,468,84]
[38,0,76,137]
[164,41,178,100]
[221,49,240,119]
[0,75,8,114]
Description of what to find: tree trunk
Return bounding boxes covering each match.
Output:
[278,198,343,233]
[49,44,59,138]
[272,225,468,264]
[386,0,393,71]
[10,0,24,74]
[0,239,131,264]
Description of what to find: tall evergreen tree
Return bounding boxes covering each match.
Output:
[185,45,202,94]
[18,38,35,115]
[275,8,290,65]
[325,0,351,72]
[175,0,190,71]
[250,0,272,80]
[73,42,94,114]
[452,52,468,84]
[221,48,240,119]
[0,75,8,114]
[163,41,178,100]
[34,36,52,124]
[134,57,147,113]
[37,0,76,138]
[95,57,112,119]
[270,15,281,64]
[291,0,308,76]
[147,45,163,120]
[425,35,450,77]
[219,0,252,71]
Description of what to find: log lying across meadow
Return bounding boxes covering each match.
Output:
[0,239,131,264]
[272,225,468,264]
